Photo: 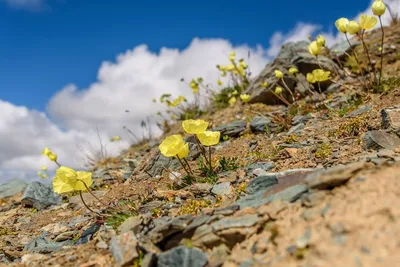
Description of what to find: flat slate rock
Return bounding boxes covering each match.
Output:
[157,246,208,267]
[363,130,400,151]
[21,181,62,210]
[214,120,247,138]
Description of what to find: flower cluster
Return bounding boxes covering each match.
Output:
[159,119,221,175]
[308,35,326,56]
[42,147,58,162]
[306,69,331,84]
[37,165,48,179]
[217,52,249,78]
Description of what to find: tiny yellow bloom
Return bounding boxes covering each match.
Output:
[232,90,238,96]
[41,165,47,171]
[42,147,51,156]
[274,70,284,79]
[240,94,251,103]
[217,79,223,86]
[261,82,268,88]
[372,0,386,16]
[335,18,350,33]
[159,134,186,157]
[176,143,189,159]
[228,96,237,106]
[182,119,209,134]
[110,136,121,142]
[37,171,42,177]
[197,131,221,146]
[41,174,48,179]
[346,21,360,35]
[48,152,57,162]
[312,69,331,82]
[275,86,283,95]
[289,67,299,75]
[230,51,236,57]
[239,61,248,69]
[316,35,326,47]
[308,41,322,56]
[359,14,378,30]
[307,73,316,84]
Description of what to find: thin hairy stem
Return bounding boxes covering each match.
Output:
[79,191,99,215]
[379,16,384,84]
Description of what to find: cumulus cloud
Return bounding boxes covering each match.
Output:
[1,0,398,184]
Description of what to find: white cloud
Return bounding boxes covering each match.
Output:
[1,0,398,184]
[1,0,44,10]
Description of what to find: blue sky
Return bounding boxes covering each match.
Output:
[0,0,367,111]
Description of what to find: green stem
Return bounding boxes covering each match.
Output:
[280,78,296,103]
[345,33,368,89]
[194,135,211,167]
[183,158,194,176]
[176,155,190,175]
[79,191,98,215]
[378,16,384,85]
[208,147,213,174]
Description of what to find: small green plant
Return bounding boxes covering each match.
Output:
[177,199,212,216]
[332,115,369,138]
[371,75,400,93]
[218,156,239,172]
[315,143,333,159]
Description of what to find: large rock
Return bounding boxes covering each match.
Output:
[109,231,139,267]
[381,107,400,132]
[362,130,400,151]
[21,182,62,210]
[245,41,342,105]
[157,246,208,267]
[0,179,27,198]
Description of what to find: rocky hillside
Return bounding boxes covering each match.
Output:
[1,22,400,267]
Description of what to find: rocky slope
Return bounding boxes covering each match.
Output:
[1,24,400,267]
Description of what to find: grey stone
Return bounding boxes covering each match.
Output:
[24,235,63,253]
[75,223,101,245]
[292,114,313,125]
[93,168,113,180]
[250,116,275,133]
[381,107,400,131]
[214,120,247,138]
[345,105,371,118]
[118,216,143,234]
[211,214,259,231]
[363,131,400,151]
[245,162,275,172]
[287,123,305,135]
[211,182,232,196]
[246,175,278,195]
[109,231,139,267]
[21,182,62,210]
[157,246,208,267]
[189,183,213,196]
[183,215,212,234]
[245,41,342,105]
[0,179,27,198]
[213,204,240,216]
[141,253,157,267]
[330,38,361,59]
[139,201,164,214]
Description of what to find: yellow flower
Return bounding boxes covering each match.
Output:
[176,143,189,159]
[217,79,223,86]
[312,69,331,82]
[308,41,322,56]
[346,21,360,35]
[289,67,298,75]
[42,147,51,156]
[232,90,238,96]
[261,82,268,88]
[53,166,77,194]
[41,174,48,179]
[335,18,350,33]
[52,166,93,194]
[48,152,57,162]
[239,61,248,69]
[41,165,47,171]
[316,35,326,47]
[275,86,283,95]
[197,131,220,146]
[359,15,377,30]
[372,0,386,16]
[274,70,284,79]
[74,171,93,191]
[307,73,316,83]
[182,119,209,134]
[227,64,235,71]
[37,171,42,177]
[110,136,121,142]
[240,94,251,103]
[159,134,186,157]
[228,97,236,106]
